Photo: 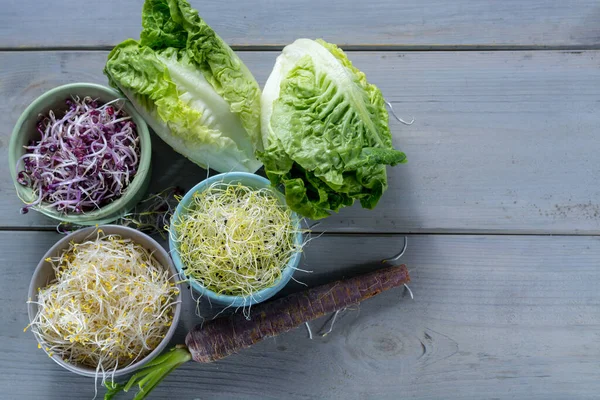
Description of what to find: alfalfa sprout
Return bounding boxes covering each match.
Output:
[171,182,302,298]
[26,229,179,380]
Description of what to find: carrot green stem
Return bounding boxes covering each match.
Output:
[104,381,125,400]
[104,346,191,400]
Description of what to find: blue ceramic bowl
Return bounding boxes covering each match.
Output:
[169,172,302,307]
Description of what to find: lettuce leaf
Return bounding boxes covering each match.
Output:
[104,0,262,173]
[259,39,406,219]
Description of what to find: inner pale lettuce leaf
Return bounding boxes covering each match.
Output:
[104,0,262,173]
[259,39,407,220]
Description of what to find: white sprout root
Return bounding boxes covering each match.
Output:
[385,100,415,125]
[305,322,313,340]
[26,229,179,378]
[404,283,414,300]
[171,182,303,297]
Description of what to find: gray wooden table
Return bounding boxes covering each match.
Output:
[2,1,600,399]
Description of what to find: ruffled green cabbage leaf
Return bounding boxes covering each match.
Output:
[104,0,262,173]
[259,38,406,219]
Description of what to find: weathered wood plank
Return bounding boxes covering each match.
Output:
[3,231,600,399]
[1,0,600,49]
[1,50,599,233]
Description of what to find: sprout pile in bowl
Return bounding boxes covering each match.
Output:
[9,83,151,225]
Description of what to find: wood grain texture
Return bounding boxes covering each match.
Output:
[3,231,600,399]
[1,50,599,233]
[1,0,600,49]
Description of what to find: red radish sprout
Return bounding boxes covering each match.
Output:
[16,96,140,214]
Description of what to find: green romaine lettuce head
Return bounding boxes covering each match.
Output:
[104,0,262,173]
[259,38,407,220]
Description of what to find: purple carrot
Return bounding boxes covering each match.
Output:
[106,265,410,400]
[187,264,410,362]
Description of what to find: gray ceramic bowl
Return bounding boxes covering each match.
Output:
[27,225,181,378]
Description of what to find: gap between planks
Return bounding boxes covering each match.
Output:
[1,44,600,52]
[1,226,600,237]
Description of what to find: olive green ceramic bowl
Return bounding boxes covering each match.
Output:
[9,83,151,225]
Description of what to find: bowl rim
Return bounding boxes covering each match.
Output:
[27,225,182,378]
[9,82,151,224]
[169,172,303,307]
